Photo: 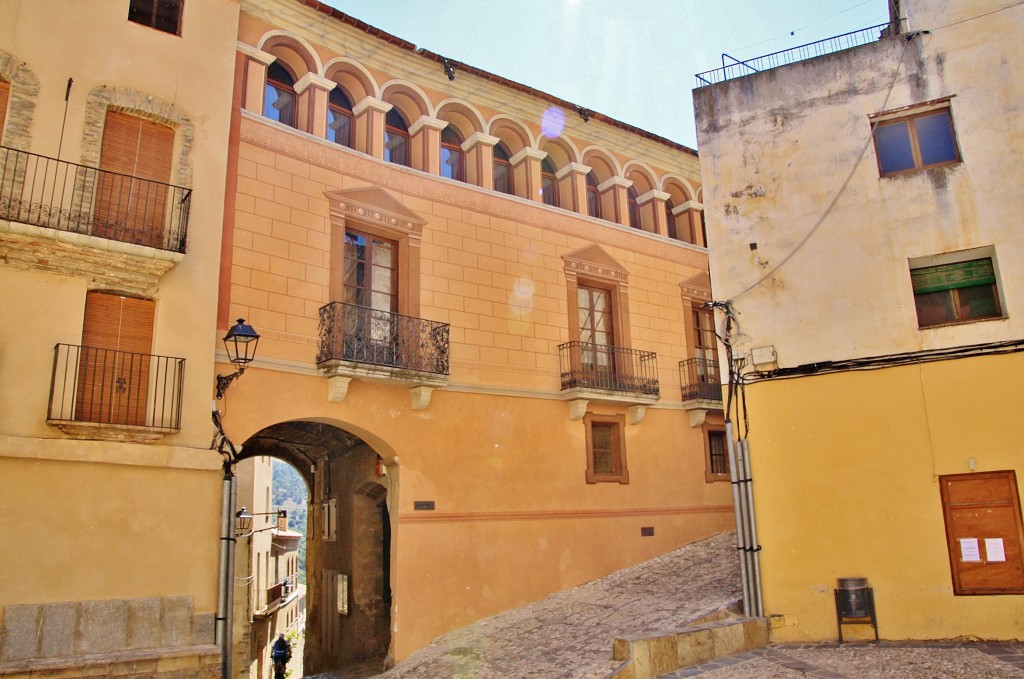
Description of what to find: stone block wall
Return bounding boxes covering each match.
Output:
[0,595,218,678]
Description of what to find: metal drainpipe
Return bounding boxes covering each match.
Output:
[726,420,751,616]
[740,439,763,617]
[217,461,237,679]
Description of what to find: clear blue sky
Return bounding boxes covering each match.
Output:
[323,0,890,149]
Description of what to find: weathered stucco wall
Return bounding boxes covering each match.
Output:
[695,0,1024,366]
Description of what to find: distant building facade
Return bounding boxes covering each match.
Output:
[0,0,237,676]
[694,0,1024,643]
[233,457,304,679]
[220,0,730,672]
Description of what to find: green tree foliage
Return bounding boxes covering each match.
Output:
[272,459,308,584]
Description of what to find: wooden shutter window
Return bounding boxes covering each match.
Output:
[95,110,174,247]
[77,291,155,426]
[0,80,9,141]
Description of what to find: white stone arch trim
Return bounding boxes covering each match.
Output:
[81,86,196,187]
[660,172,698,201]
[537,134,582,166]
[579,145,622,179]
[621,159,660,192]
[486,113,537,150]
[0,49,40,151]
[434,98,487,136]
[322,56,380,100]
[257,30,324,76]
[379,79,435,120]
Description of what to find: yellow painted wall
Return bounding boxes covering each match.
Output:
[0,0,240,656]
[745,352,1024,642]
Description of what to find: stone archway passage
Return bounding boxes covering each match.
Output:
[238,421,394,676]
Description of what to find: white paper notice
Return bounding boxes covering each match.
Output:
[985,538,1007,562]
[959,538,981,562]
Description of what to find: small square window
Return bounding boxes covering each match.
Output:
[128,0,183,36]
[704,428,730,482]
[873,104,960,176]
[910,255,1003,328]
[584,413,628,484]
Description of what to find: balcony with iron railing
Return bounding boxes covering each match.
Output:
[695,23,890,87]
[1,146,191,252]
[317,302,450,407]
[255,578,300,619]
[47,343,185,442]
[558,341,660,400]
[679,357,723,427]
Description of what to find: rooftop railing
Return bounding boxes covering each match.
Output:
[558,341,659,397]
[695,24,890,87]
[0,146,191,253]
[317,302,450,375]
[48,343,185,431]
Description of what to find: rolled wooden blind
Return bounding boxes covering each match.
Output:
[0,80,10,141]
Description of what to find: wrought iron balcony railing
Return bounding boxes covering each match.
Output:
[558,341,659,397]
[695,24,890,86]
[48,344,185,430]
[680,357,723,403]
[317,302,450,375]
[0,146,191,253]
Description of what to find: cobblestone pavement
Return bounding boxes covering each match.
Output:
[663,641,1024,678]
[308,532,742,679]
[306,532,1024,679]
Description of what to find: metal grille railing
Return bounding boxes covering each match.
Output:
[48,344,185,430]
[558,341,659,396]
[695,24,890,86]
[680,357,722,403]
[0,146,191,253]
[317,302,450,375]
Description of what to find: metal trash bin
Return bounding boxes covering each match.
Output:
[837,577,870,617]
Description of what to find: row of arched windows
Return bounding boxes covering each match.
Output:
[248,34,705,245]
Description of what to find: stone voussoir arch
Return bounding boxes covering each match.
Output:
[257,30,324,77]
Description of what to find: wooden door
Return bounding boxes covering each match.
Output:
[94,111,173,247]
[76,291,155,426]
[940,470,1024,595]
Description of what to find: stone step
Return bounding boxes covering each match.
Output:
[609,608,768,679]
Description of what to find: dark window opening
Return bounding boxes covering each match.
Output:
[264,61,296,128]
[128,0,182,35]
[384,109,409,167]
[493,143,514,195]
[440,126,465,182]
[912,257,1001,328]
[327,88,353,148]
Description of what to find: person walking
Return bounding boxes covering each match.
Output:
[271,633,291,679]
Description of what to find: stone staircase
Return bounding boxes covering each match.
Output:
[608,606,768,679]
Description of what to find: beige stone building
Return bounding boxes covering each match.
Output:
[694,0,1024,644]
[218,0,732,673]
[0,0,238,677]
[232,457,305,678]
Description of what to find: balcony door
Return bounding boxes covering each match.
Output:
[94,110,173,248]
[76,291,155,426]
[578,284,614,388]
[343,229,398,364]
[693,306,719,393]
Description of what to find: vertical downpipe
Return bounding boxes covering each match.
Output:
[726,420,751,615]
[740,439,763,617]
[217,462,237,679]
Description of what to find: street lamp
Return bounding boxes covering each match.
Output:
[216,318,260,399]
[234,507,287,538]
